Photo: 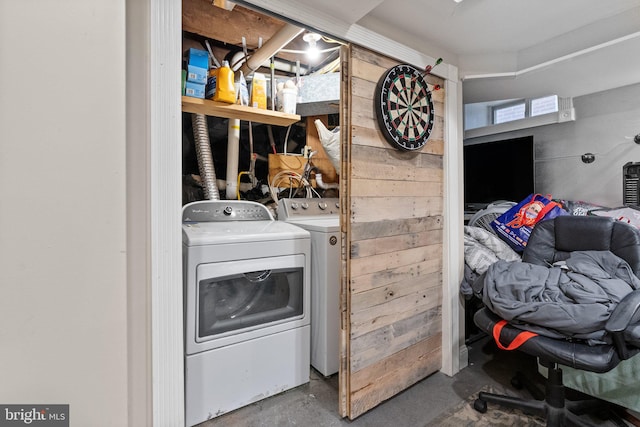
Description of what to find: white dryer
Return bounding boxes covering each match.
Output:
[277,198,340,377]
[182,200,311,426]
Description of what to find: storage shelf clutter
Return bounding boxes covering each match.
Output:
[181,96,300,126]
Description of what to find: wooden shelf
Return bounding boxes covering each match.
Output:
[181,96,301,126]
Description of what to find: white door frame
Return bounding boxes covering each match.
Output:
[144,1,465,424]
[147,0,185,425]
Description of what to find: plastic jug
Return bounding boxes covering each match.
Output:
[213,60,236,104]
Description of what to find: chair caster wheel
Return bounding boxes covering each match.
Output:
[473,398,487,413]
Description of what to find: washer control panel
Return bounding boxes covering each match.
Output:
[277,198,340,220]
[182,200,273,222]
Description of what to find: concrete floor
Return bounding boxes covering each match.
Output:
[195,336,544,427]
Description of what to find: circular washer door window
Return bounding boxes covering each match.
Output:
[374,64,435,151]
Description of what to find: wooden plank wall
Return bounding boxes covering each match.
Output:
[340,45,445,419]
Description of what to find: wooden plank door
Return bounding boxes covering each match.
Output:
[339,44,446,419]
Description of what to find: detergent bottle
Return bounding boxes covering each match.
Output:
[213,60,236,104]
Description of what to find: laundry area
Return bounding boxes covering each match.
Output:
[179,0,448,425]
[180,3,340,426]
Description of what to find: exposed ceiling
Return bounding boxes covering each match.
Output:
[182,1,342,76]
[269,0,640,104]
[188,0,640,105]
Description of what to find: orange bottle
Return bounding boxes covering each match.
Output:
[213,60,236,104]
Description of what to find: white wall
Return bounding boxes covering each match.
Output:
[465,83,640,208]
[0,1,128,425]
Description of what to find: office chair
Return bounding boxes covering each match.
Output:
[473,215,640,427]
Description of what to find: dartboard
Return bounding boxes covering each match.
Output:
[374,64,434,151]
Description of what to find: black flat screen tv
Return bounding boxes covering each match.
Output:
[463,135,534,211]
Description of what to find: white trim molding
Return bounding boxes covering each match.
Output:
[126,0,152,424]
[150,0,184,425]
[462,31,640,81]
[441,64,467,376]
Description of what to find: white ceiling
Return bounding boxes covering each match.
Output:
[290,0,640,104]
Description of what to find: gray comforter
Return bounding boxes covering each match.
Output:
[483,250,640,344]
[460,225,520,297]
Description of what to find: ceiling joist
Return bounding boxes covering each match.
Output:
[183,0,284,49]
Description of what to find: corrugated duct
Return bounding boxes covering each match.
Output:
[191,113,220,200]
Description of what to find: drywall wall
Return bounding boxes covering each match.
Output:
[464,83,640,208]
[0,1,128,425]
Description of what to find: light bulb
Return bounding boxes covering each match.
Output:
[303,33,322,61]
[306,42,320,60]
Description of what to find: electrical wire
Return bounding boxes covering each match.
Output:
[320,35,344,45]
[268,170,320,205]
[267,125,277,154]
[248,121,257,185]
[283,125,292,156]
[269,170,302,205]
[278,46,341,55]
[535,139,637,163]
[237,171,251,200]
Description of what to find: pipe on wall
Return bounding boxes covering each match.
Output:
[238,23,304,77]
[225,119,241,199]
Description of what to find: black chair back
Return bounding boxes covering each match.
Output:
[522,216,640,276]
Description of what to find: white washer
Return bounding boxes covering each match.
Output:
[183,200,311,426]
[277,198,340,377]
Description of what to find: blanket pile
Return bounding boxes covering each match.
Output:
[482,251,640,345]
[460,225,520,298]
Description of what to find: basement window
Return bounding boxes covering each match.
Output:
[493,101,526,124]
[464,95,572,138]
[492,95,559,125]
[530,95,559,117]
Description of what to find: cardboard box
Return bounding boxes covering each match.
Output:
[185,82,205,99]
[187,65,207,85]
[188,48,209,69]
[268,154,313,188]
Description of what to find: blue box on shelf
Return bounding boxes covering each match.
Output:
[187,65,207,85]
[185,82,205,99]
[188,48,209,69]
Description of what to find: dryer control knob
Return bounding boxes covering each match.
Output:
[291,202,299,210]
[223,206,233,216]
[301,202,309,209]
[318,202,328,210]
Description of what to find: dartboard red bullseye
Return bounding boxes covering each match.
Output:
[374,64,434,151]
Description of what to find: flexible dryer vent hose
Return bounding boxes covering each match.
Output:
[191,113,220,200]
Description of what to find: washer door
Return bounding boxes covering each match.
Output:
[194,254,305,343]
